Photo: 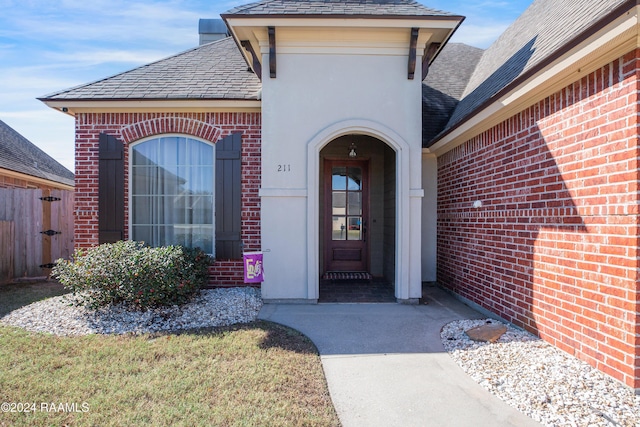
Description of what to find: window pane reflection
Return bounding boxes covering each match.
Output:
[332,216,346,240]
[332,167,347,190]
[347,167,362,190]
[330,165,363,241]
[348,192,361,215]
[332,192,346,215]
[347,217,362,240]
[131,136,215,254]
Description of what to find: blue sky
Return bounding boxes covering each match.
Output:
[0,0,531,172]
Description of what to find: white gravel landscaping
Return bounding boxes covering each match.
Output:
[441,319,640,427]
[0,287,262,336]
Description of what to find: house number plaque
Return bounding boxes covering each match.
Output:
[277,164,291,172]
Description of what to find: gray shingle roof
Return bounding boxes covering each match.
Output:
[422,43,483,146]
[40,37,261,101]
[224,0,455,17]
[0,120,74,186]
[441,0,629,136]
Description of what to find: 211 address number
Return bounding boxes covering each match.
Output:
[277,164,291,172]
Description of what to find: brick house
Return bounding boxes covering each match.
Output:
[40,0,640,391]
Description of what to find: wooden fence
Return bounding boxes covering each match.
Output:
[0,189,73,284]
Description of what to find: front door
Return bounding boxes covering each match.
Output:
[324,160,369,272]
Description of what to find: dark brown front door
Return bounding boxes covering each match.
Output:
[324,159,369,272]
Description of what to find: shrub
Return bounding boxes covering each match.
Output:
[52,241,211,310]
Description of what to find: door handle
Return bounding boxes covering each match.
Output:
[362,220,367,243]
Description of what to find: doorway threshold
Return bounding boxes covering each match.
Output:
[318,279,395,303]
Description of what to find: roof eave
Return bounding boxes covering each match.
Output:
[39,98,262,116]
[221,14,464,31]
[0,167,74,190]
[221,13,463,21]
[427,15,465,67]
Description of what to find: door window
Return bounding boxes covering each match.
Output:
[331,166,362,241]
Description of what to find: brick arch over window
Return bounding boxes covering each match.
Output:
[120,117,222,145]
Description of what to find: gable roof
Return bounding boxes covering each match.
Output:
[223,0,454,17]
[422,43,483,145]
[42,0,634,152]
[0,120,74,187]
[436,0,630,143]
[39,37,261,101]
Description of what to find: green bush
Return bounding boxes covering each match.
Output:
[52,241,211,310]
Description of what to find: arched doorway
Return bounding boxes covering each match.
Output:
[318,135,396,301]
[305,119,421,304]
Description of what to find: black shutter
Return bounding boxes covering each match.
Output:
[215,132,242,259]
[98,133,124,244]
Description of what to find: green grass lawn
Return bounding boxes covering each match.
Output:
[0,282,340,427]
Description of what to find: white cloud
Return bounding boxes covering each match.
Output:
[43,49,174,68]
[0,69,78,90]
[5,1,202,47]
[0,67,83,106]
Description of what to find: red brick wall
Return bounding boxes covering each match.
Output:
[74,112,261,286]
[437,50,640,389]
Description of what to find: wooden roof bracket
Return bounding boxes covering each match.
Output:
[421,42,441,80]
[241,40,262,81]
[268,26,277,78]
[408,28,419,79]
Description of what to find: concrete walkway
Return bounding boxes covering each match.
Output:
[258,286,541,427]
